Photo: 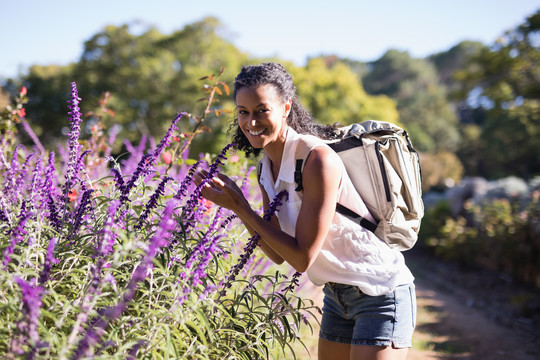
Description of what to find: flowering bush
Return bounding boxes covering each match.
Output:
[0,80,318,359]
[420,193,540,286]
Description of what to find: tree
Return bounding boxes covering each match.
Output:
[430,41,485,92]
[21,17,249,156]
[455,10,540,178]
[289,57,399,126]
[362,50,460,153]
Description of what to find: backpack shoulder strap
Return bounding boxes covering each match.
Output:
[294,135,324,192]
[257,159,263,185]
[295,132,379,235]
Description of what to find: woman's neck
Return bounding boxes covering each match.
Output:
[264,127,289,180]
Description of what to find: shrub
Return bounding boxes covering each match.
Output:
[420,192,540,287]
[0,80,318,359]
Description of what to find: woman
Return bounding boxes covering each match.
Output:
[194,62,416,360]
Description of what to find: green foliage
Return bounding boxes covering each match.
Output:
[420,193,540,286]
[290,57,399,126]
[19,17,248,157]
[419,151,464,192]
[0,82,318,359]
[454,10,540,178]
[362,49,460,153]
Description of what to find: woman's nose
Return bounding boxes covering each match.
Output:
[250,118,257,127]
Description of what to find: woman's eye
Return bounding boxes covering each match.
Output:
[259,108,269,113]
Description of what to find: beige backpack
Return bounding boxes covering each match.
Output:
[294,120,424,251]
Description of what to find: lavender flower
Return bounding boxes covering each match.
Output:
[120,113,186,202]
[62,82,83,202]
[46,194,62,231]
[10,277,44,356]
[136,176,173,229]
[3,144,23,202]
[120,153,153,202]
[21,120,46,154]
[179,207,227,287]
[72,202,177,358]
[3,214,30,269]
[26,154,44,218]
[96,200,120,259]
[41,152,57,203]
[240,166,256,197]
[281,271,302,293]
[173,160,202,200]
[85,200,121,294]
[15,152,35,198]
[110,168,125,192]
[220,214,238,230]
[68,189,94,241]
[18,200,28,219]
[152,112,187,161]
[74,149,91,183]
[180,143,234,235]
[220,190,288,296]
[38,238,59,286]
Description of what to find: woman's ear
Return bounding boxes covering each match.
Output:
[283,98,292,118]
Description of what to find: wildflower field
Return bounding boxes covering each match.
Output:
[0,80,318,359]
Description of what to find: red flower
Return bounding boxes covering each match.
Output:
[161,152,172,164]
[18,108,26,119]
[68,189,78,202]
[20,87,27,96]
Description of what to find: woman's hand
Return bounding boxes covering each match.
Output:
[193,170,248,212]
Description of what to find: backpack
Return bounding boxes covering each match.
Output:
[293,120,424,251]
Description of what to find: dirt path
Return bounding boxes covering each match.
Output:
[405,249,540,360]
[292,248,539,359]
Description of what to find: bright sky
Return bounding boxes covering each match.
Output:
[1,0,539,79]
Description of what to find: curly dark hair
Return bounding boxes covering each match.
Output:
[231,62,340,157]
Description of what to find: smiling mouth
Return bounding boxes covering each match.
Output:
[248,128,266,136]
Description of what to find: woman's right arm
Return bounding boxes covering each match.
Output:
[194,171,285,264]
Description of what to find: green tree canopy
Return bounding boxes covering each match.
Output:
[362,49,460,153]
[22,17,249,155]
[290,57,399,126]
[454,10,540,178]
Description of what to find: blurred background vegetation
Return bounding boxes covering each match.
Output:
[1,11,539,287]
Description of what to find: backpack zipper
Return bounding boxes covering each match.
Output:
[375,140,392,202]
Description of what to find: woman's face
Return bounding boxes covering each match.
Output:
[236,84,291,150]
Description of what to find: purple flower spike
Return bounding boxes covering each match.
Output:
[120,153,153,203]
[220,190,288,296]
[46,195,62,231]
[281,271,302,293]
[120,113,187,203]
[174,160,202,200]
[152,112,187,161]
[41,152,57,202]
[110,168,124,191]
[69,189,94,240]
[72,202,177,358]
[180,143,234,236]
[3,214,30,269]
[241,166,256,198]
[38,238,59,286]
[136,176,173,229]
[62,82,83,201]
[10,277,44,355]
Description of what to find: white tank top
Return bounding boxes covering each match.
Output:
[258,128,414,296]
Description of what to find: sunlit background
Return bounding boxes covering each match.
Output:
[1,0,539,78]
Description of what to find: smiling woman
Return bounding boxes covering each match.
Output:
[195,62,417,360]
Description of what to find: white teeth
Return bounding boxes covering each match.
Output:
[249,128,265,136]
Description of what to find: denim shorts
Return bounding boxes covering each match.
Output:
[319,282,416,348]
